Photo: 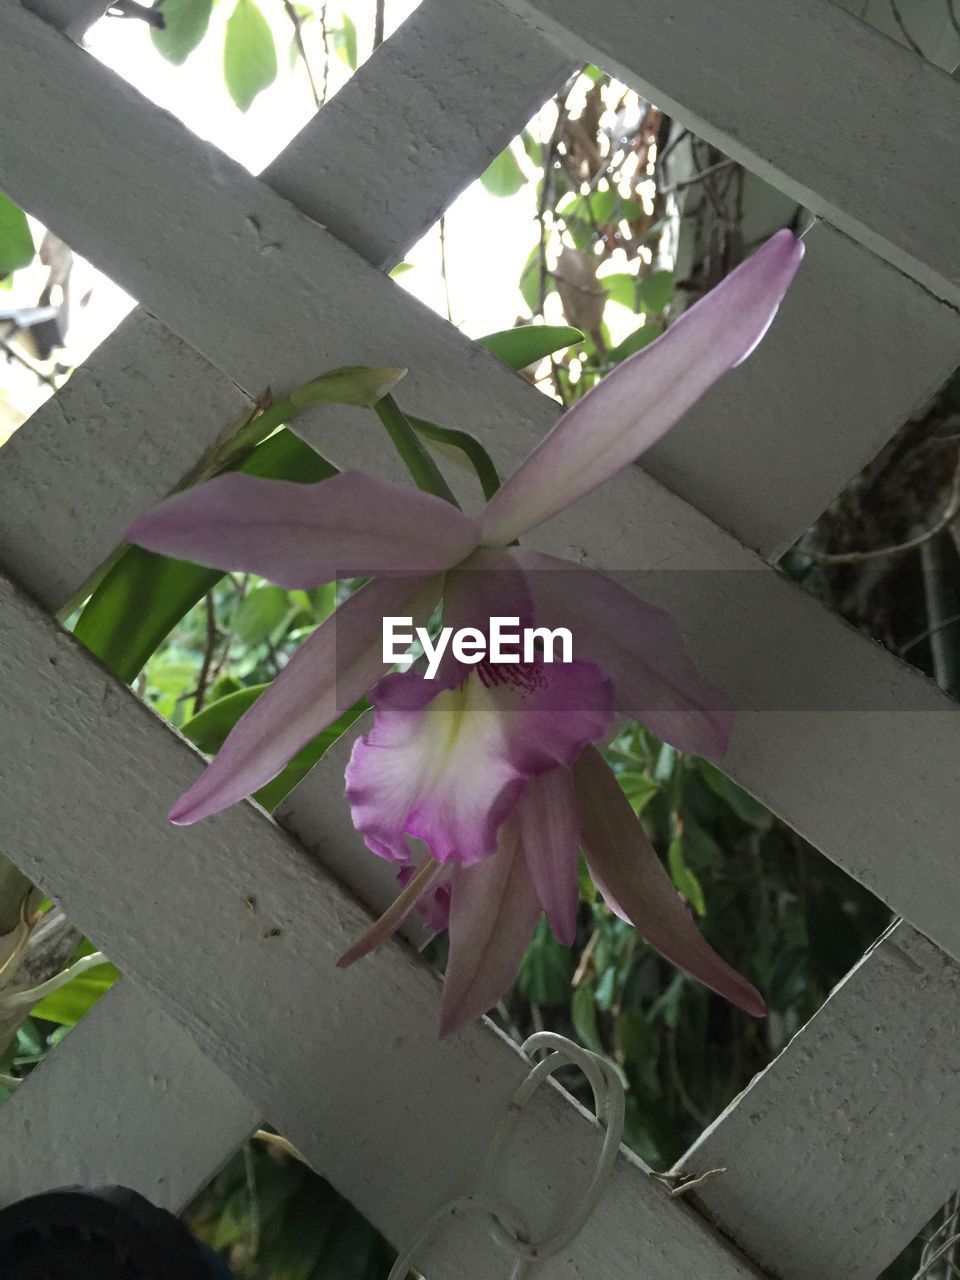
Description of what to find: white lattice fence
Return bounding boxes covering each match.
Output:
[0,1,958,1276]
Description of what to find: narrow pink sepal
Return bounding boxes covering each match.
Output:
[337,859,442,968]
[169,573,443,824]
[516,768,580,946]
[574,745,765,1017]
[438,820,542,1037]
[127,470,481,586]
[479,230,804,546]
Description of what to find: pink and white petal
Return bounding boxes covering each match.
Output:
[170,572,443,824]
[517,767,581,946]
[479,231,804,546]
[345,658,613,866]
[127,470,481,587]
[514,549,732,759]
[439,819,542,1037]
[574,745,764,1017]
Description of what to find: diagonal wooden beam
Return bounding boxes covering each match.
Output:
[499,0,960,305]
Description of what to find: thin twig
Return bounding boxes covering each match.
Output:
[319,0,329,102]
[107,0,165,27]
[899,611,960,657]
[438,215,453,323]
[659,156,736,197]
[282,0,321,108]
[193,592,219,715]
[0,337,60,391]
[373,0,385,48]
[243,1142,261,1261]
[807,457,960,565]
[255,1129,310,1166]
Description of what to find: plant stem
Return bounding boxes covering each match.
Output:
[374,396,460,506]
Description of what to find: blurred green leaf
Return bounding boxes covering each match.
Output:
[0,194,33,275]
[600,272,639,311]
[231,585,292,647]
[151,0,213,64]
[479,324,583,371]
[332,13,357,69]
[698,762,773,830]
[638,269,675,315]
[617,770,658,815]
[32,958,120,1026]
[481,146,526,197]
[388,261,414,277]
[668,835,706,917]
[224,0,278,111]
[516,919,572,1005]
[571,982,603,1052]
[609,320,662,364]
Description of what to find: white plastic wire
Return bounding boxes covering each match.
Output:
[387,1031,626,1280]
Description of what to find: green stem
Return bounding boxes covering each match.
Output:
[407,415,501,501]
[374,395,460,507]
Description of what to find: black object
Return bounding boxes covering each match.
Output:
[0,1185,235,1279]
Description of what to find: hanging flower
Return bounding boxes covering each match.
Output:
[127,230,803,1033]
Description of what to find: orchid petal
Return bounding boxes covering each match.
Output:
[574,745,764,1017]
[438,819,542,1037]
[515,550,733,759]
[170,573,442,823]
[337,858,442,968]
[479,230,804,545]
[517,768,580,946]
[127,471,481,586]
[345,658,613,866]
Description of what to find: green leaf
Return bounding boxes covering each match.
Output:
[698,761,773,830]
[609,320,662,364]
[224,0,278,111]
[516,919,573,1005]
[407,415,501,502]
[667,835,706,917]
[231,585,291,647]
[571,983,603,1053]
[617,770,659,815]
[32,961,121,1026]
[479,324,583,371]
[151,0,213,64]
[389,261,414,277]
[638,269,675,315]
[0,193,34,275]
[73,430,337,684]
[519,244,545,314]
[332,13,357,69]
[181,686,368,810]
[480,146,526,198]
[600,272,639,311]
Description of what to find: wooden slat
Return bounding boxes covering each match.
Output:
[261,0,575,272]
[675,921,960,1279]
[23,0,106,38]
[0,571,763,1279]
[0,309,251,611]
[499,0,960,305]
[0,979,260,1210]
[645,219,960,558]
[4,0,960,963]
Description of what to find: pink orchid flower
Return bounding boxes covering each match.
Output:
[127,230,803,1035]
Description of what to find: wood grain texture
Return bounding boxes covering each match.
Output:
[677,922,960,1279]
[0,979,260,1210]
[0,571,762,1279]
[501,0,960,304]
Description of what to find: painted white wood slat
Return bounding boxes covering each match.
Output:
[0,571,764,1279]
[676,921,960,1280]
[0,309,252,611]
[5,0,960,983]
[499,0,960,305]
[645,220,960,559]
[0,979,261,1210]
[23,0,106,38]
